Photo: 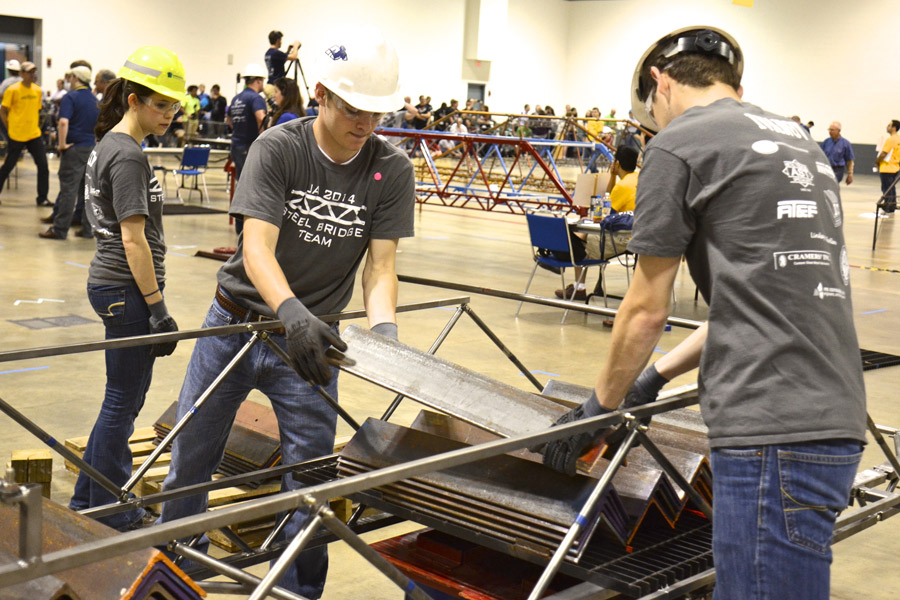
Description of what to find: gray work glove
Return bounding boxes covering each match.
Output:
[534,391,624,476]
[277,297,347,387]
[147,298,178,358]
[621,364,669,425]
[371,322,398,341]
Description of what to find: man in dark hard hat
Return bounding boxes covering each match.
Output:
[539,27,866,600]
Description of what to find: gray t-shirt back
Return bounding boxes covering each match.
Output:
[218,117,415,316]
[86,132,167,285]
[629,98,866,448]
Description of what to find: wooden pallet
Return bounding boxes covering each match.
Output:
[64,428,354,552]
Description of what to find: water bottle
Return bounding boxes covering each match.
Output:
[591,195,603,222]
[601,193,611,219]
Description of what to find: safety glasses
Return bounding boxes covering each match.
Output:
[330,94,385,124]
[142,97,181,115]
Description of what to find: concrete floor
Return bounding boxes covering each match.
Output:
[0,152,898,598]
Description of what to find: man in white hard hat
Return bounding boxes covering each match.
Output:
[159,27,414,599]
[538,27,865,599]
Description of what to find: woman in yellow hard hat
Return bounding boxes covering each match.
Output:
[69,46,185,530]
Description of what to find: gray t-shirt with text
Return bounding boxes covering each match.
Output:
[628,98,866,448]
[86,132,167,285]
[218,117,415,316]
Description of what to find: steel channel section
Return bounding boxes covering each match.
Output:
[397,274,706,331]
[0,397,694,588]
[339,325,568,438]
[0,296,471,364]
[379,304,466,422]
[173,542,306,600]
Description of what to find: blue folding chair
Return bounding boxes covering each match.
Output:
[172,146,211,203]
[517,211,609,323]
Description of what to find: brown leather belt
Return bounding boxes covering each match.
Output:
[214,286,283,333]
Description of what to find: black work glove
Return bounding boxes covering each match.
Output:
[371,322,398,341]
[536,391,622,476]
[277,297,348,387]
[621,364,669,425]
[147,298,178,358]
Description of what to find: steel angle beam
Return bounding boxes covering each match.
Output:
[339,325,566,437]
[409,410,701,545]
[338,418,629,557]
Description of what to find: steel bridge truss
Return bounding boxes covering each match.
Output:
[377,127,614,217]
[0,286,898,600]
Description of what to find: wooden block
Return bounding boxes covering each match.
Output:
[9,451,30,483]
[207,482,281,508]
[10,449,52,483]
[40,481,51,498]
[65,436,89,454]
[29,450,52,483]
[329,497,353,522]
[133,453,170,472]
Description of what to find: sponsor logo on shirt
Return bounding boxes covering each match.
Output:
[773,250,831,270]
[813,282,846,300]
[283,184,368,247]
[822,189,842,227]
[840,246,850,286]
[816,162,836,181]
[810,231,837,245]
[777,200,817,219]
[750,139,809,155]
[744,114,810,140]
[782,160,815,189]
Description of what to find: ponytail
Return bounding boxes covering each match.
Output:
[95,78,155,140]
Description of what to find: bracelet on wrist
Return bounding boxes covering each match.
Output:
[143,288,160,298]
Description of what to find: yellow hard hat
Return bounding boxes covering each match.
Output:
[118,45,186,101]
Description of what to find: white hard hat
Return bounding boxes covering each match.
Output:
[243,63,267,79]
[630,26,743,131]
[5,59,21,72]
[317,26,402,114]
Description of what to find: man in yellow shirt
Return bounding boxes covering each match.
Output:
[554,145,639,300]
[877,119,900,214]
[0,61,50,206]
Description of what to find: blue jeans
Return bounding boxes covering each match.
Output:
[710,440,862,600]
[70,282,157,529]
[159,295,339,599]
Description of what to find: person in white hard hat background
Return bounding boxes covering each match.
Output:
[537,27,865,600]
[226,62,267,233]
[0,61,51,206]
[157,26,414,598]
[68,45,185,531]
